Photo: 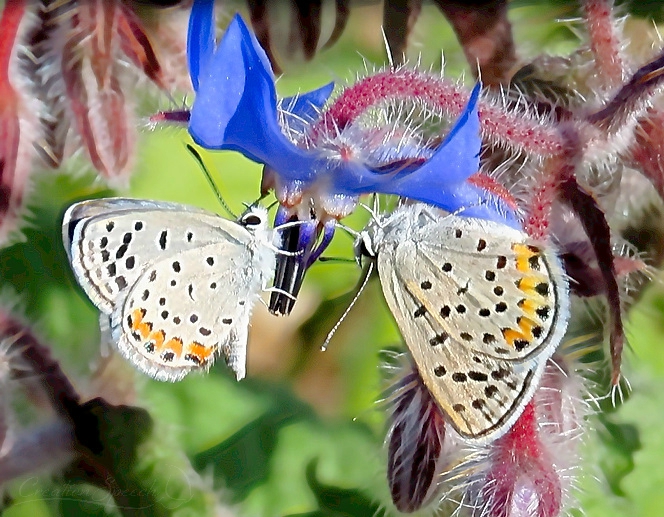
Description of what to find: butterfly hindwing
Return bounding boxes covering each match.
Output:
[114,240,261,381]
[411,215,569,362]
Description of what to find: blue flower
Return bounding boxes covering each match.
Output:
[186,3,519,227]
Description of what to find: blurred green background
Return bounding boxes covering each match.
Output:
[2,2,664,516]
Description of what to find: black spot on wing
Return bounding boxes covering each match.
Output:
[115,276,128,290]
[116,243,128,259]
[485,385,498,398]
[468,371,488,381]
[535,282,550,297]
[414,306,427,318]
[429,333,448,346]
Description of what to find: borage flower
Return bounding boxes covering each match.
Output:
[184,2,517,314]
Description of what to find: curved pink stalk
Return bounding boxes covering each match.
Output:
[313,69,565,157]
[0,0,35,245]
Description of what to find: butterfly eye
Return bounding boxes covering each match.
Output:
[355,233,376,259]
[241,213,263,227]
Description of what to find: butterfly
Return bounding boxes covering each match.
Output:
[63,197,277,382]
[356,202,570,440]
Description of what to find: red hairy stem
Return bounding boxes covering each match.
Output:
[523,156,567,240]
[314,70,565,157]
[583,0,626,90]
[481,402,562,517]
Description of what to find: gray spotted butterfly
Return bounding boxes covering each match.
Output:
[357,203,570,440]
[63,198,277,382]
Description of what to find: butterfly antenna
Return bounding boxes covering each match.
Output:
[186,144,236,218]
[358,194,381,222]
[335,222,361,240]
[372,193,380,215]
[318,256,355,264]
[321,261,374,351]
[244,192,270,210]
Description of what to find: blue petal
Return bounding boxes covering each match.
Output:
[189,14,319,179]
[282,82,334,135]
[438,81,481,174]
[187,0,215,91]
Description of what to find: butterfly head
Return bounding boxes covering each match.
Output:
[238,206,277,274]
[238,205,269,230]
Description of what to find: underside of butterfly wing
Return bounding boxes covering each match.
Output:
[63,198,254,313]
[63,198,273,381]
[115,242,262,381]
[378,250,545,439]
[410,215,570,363]
[372,208,569,440]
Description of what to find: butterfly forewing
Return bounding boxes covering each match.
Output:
[64,199,254,312]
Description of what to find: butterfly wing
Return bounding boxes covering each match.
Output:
[64,198,254,312]
[375,213,568,439]
[64,198,271,381]
[411,214,569,362]
[112,241,265,381]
